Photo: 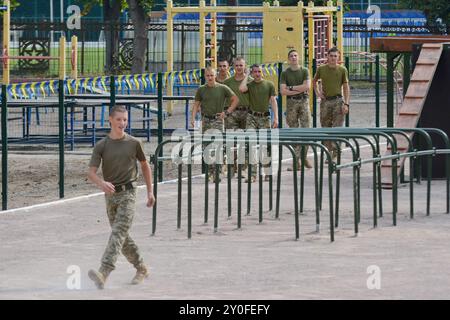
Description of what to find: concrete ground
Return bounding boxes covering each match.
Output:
[0,145,449,300]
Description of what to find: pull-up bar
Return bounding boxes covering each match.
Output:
[1,1,78,84]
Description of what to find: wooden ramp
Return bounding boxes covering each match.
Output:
[381,43,444,188]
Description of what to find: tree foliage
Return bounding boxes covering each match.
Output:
[76,0,153,16]
[398,0,450,26]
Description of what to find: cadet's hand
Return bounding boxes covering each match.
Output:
[218,112,226,120]
[272,118,279,129]
[319,93,326,100]
[101,181,115,194]
[191,117,195,128]
[147,192,156,208]
[343,104,349,115]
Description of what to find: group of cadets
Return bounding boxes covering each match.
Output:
[85,47,350,289]
[192,47,350,182]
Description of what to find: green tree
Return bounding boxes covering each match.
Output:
[77,0,153,74]
[398,0,450,26]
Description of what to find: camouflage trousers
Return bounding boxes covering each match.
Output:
[225,108,248,130]
[246,113,271,177]
[101,188,143,273]
[202,116,224,177]
[225,108,248,173]
[286,97,311,163]
[320,97,345,155]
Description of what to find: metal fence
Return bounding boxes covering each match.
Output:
[1,19,448,82]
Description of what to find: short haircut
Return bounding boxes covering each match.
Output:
[205,66,217,74]
[218,59,229,65]
[250,63,261,71]
[109,105,127,117]
[287,49,298,57]
[328,47,340,55]
[234,56,246,63]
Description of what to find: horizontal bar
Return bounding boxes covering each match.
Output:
[336,149,450,171]
[170,6,306,14]
[304,7,337,13]
[0,56,59,60]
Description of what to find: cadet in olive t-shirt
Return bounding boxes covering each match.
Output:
[314,64,348,98]
[89,133,146,186]
[87,105,155,290]
[247,79,276,113]
[224,76,251,107]
[280,67,309,90]
[194,83,235,116]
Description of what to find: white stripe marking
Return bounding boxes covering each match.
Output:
[1,142,387,214]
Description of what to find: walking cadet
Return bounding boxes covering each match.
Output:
[87,105,155,289]
[191,67,239,182]
[313,47,351,159]
[224,57,252,175]
[239,64,279,182]
[280,49,313,170]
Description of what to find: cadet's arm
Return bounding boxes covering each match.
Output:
[227,95,239,113]
[191,100,201,128]
[88,166,115,194]
[343,81,350,105]
[281,79,310,96]
[313,75,325,100]
[270,95,278,128]
[140,160,155,207]
[239,75,249,93]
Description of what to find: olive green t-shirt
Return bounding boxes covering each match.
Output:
[247,79,276,112]
[195,83,236,116]
[89,134,146,185]
[216,75,230,109]
[280,66,309,86]
[215,75,229,84]
[223,76,252,107]
[314,64,348,98]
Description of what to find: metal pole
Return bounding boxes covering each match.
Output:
[345,56,350,127]
[386,53,395,127]
[214,164,220,232]
[375,54,380,127]
[237,163,242,228]
[110,75,116,107]
[312,58,317,128]
[188,161,192,238]
[277,62,283,128]
[58,36,66,199]
[59,79,65,198]
[1,85,8,210]
[2,0,10,85]
[403,53,411,97]
[50,0,54,45]
[157,73,163,181]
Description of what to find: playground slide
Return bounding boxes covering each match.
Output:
[380,43,445,187]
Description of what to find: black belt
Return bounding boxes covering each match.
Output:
[202,114,220,120]
[249,110,270,117]
[114,182,135,193]
[288,94,308,100]
[325,95,343,100]
[235,106,249,111]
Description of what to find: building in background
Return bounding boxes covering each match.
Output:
[11,1,406,21]
[12,0,103,21]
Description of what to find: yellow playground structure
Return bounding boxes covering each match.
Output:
[164,0,344,110]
